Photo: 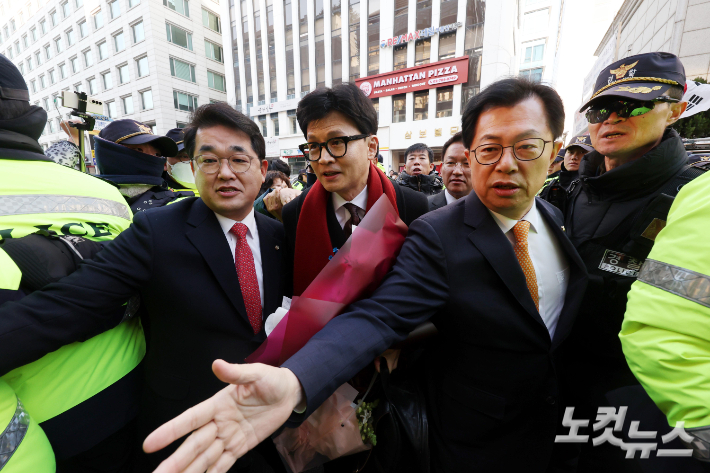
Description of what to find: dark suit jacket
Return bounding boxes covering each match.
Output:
[282,192,588,473]
[281,181,429,292]
[427,191,448,211]
[0,198,286,472]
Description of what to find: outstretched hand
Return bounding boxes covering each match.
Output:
[143,360,304,473]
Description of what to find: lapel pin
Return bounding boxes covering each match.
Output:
[275,245,280,250]
[561,226,566,232]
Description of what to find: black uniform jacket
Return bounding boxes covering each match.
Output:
[0,197,287,472]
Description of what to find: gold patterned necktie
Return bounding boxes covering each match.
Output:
[512,220,539,312]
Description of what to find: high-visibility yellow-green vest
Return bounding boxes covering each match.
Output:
[0,158,146,425]
[293,181,304,191]
[620,170,710,429]
[0,254,55,472]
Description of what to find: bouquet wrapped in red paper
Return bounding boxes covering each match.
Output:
[246,194,408,473]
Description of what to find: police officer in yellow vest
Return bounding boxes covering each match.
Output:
[620,170,710,466]
[0,249,54,472]
[0,55,144,472]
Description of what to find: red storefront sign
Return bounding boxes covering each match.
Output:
[355,56,470,99]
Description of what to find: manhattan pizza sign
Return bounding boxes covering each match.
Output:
[355,56,469,99]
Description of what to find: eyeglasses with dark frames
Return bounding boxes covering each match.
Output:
[193,154,254,174]
[472,138,553,165]
[299,134,370,162]
[585,97,680,124]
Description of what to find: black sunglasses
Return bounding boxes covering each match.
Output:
[585,97,680,124]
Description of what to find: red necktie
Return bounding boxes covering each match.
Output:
[512,220,540,312]
[230,223,262,334]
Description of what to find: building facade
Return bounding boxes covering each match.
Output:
[516,0,563,86]
[574,0,709,134]
[0,0,228,150]
[221,0,526,172]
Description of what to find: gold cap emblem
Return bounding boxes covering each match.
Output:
[609,61,639,80]
[138,124,153,134]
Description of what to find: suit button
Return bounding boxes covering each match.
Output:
[546,396,556,405]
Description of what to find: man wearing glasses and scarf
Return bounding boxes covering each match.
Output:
[563,52,709,472]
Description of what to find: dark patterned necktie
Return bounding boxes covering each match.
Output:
[229,223,262,334]
[343,203,362,237]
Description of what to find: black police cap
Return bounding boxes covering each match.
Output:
[554,147,565,163]
[567,133,594,153]
[0,54,30,102]
[165,128,186,152]
[98,119,178,157]
[580,52,686,112]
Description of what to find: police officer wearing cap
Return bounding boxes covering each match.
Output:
[563,52,709,472]
[539,133,594,210]
[95,120,195,213]
[163,128,199,195]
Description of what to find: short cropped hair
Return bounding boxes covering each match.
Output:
[184,103,265,160]
[297,83,378,139]
[441,132,464,161]
[268,158,291,177]
[665,85,685,101]
[404,143,434,163]
[461,78,565,149]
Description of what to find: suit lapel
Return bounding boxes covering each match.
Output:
[185,200,249,324]
[463,193,548,332]
[536,200,588,349]
[326,198,348,251]
[255,212,281,316]
[431,192,446,210]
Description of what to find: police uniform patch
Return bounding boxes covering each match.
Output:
[640,218,666,241]
[599,249,643,277]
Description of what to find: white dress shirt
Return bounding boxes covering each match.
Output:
[214,209,264,308]
[488,200,569,339]
[332,185,368,229]
[444,189,459,205]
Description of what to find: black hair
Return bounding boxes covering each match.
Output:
[461,78,565,149]
[184,103,265,160]
[441,132,464,161]
[405,143,434,163]
[296,83,378,139]
[666,85,685,101]
[0,99,31,121]
[268,158,291,177]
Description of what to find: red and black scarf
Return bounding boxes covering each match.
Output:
[293,162,398,296]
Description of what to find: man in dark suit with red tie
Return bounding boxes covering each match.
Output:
[0,103,287,472]
[144,78,590,473]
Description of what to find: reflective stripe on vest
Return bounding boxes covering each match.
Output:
[0,195,131,221]
[0,398,29,468]
[638,259,710,309]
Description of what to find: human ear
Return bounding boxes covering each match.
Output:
[666,101,688,126]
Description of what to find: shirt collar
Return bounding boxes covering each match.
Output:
[332,185,369,212]
[214,208,258,239]
[488,199,541,236]
[444,189,459,205]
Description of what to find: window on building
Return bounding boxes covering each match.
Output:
[164,0,189,17]
[204,40,222,62]
[94,11,104,29]
[267,2,277,99]
[271,112,279,136]
[118,64,129,83]
[202,9,220,32]
[55,37,63,54]
[288,109,297,134]
[102,71,112,89]
[30,79,36,92]
[461,0,484,109]
[98,41,108,60]
[170,57,196,82]
[83,48,93,66]
[207,70,226,91]
[39,19,47,35]
[61,2,71,18]
[331,0,342,85]
[416,0,431,29]
[394,0,407,36]
[87,77,97,94]
[44,44,52,60]
[59,63,67,78]
[6,48,12,60]
[140,89,153,109]
[523,9,548,32]
[14,42,20,55]
[132,21,145,42]
[392,94,406,123]
[349,0,359,82]
[520,67,543,83]
[70,56,79,72]
[415,38,430,66]
[436,86,453,117]
[75,0,83,8]
[22,35,28,48]
[106,100,116,117]
[35,51,42,66]
[27,57,34,71]
[129,0,140,8]
[48,119,55,133]
[114,31,125,51]
[79,21,88,38]
[284,0,295,96]
[176,121,188,128]
[242,2,253,105]
[372,98,379,121]
[43,97,50,109]
[121,95,134,114]
[109,0,120,19]
[438,32,456,60]
[299,0,309,94]
[258,115,267,137]
[523,43,544,64]
[254,2,265,103]
[367,0,379,76]
[136,56,149,77]
[50,10,58,27]
[173,90,198,111]
[393,44,407,70]
[19,63,24,75]
[74,82,84,93]
[166,23,192,49]
[414,90,428,120]
[66,29,75,46]
[30,28,37,42]
[48,69,56,84]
